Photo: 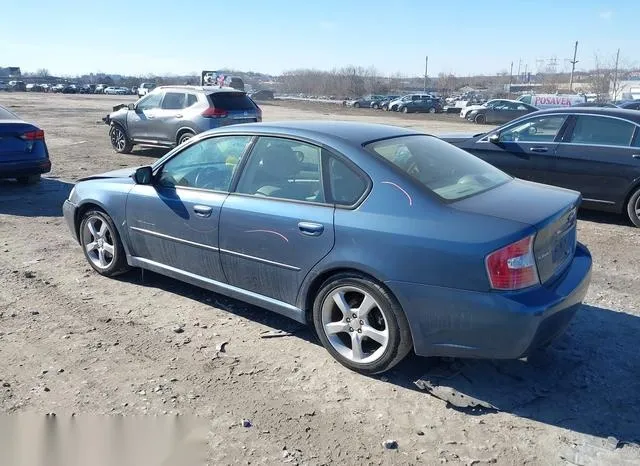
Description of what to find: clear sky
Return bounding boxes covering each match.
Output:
[2,0,638,77]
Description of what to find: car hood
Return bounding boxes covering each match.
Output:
[452,178,580,226]
[438,132,483,143]
[78,167,138,182]
[461,104,485,113]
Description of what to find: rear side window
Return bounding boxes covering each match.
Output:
[366,135,511,201]
[162,92,186,110]
[186,93,198,107]
[569,115,635,146]
[0,106,18,119]
[208,93,255,111]
[328,157,367,206]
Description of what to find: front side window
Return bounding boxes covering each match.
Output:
[569,115,635,146]
[161,92,186,110]
[157,136,252,191]
[366,136,510,201]
[499,115,568,143]
[236,137,325,203]
[137,92,163,111]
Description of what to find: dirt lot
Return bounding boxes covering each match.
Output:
[1,93,639,465]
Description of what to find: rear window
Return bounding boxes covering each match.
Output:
[208,92,255,111]
[0,106,18,120]
[365,135,511,201]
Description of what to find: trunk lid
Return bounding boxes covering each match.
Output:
[453,179,580,284]
[0,120,39,161]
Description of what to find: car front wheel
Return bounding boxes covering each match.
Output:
[474,113,486,124]
[627,187,640,227]
[312,273,412,374]
[79,210,130,276]
[109,125,133,154]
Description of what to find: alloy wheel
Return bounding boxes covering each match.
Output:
[111,127,126,152]
[82,216,115,270]
[321,286,389,364]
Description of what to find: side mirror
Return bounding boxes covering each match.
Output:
[133,166,153,185]
[489,133,500,144]
[127,103,136,111]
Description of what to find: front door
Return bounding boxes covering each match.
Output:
[219,136,335,305]
[125,135,253,280]
[552,114,640,207]
[464,114,569,184]
[127,91,163,142]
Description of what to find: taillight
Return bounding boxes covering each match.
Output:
[201,107,228,118]
[485,234,539,290]
[21,130,45,140]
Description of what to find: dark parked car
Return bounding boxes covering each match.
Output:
[467,101,538,124]
[249,90,275,101]
[347,95,385,108]
[572,102,619,108]
[79,84,96,94]
[8,81,27,92]
[63,121,591,374]
[0,105,51,184]
[104,85,261,153]
[397,97,443,114]
[619,100,640,111]
[443,107,640,226]
[62,84,78,94]
[370,96,399,110]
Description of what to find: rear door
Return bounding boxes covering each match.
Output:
[463,114,569,183]
[552,114,640,207]
[127,91,163,142]
[218,136,335,305]
[208,92,259,127]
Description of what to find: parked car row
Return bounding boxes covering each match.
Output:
[344,93,445,114]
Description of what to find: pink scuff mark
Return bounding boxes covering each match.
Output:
[381,181,413,206]
[245,229,289,242]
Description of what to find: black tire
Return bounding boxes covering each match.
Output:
[312,272,413,374]
[353,102,360,108]
[16,174,41,185]
[109,125,133,154]
[402,106,409,114]
[474,113,486,124]
[79,209,130,277]
[428,107,436,114]
[627,187,640,227]
[178,131,194,145]
[372,104,379,109]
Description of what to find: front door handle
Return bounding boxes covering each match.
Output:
[298,222,324,236]
[530,146,548,153]
[632,154,640,159]
[175,114,183,118]
[193,205,213,217]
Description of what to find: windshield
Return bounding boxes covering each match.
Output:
[365,135,511,201]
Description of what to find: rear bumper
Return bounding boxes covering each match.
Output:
[0,159,51,178]
[386,243,592,359]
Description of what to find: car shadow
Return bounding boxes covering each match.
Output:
[113,269,640,443]
[0,177,74,217]
[130,147,171,158]
[578,209,631,227]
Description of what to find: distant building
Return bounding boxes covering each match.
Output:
[610,79,640,101]
[0,66,21,78]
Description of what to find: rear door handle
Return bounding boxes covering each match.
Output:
[298,222,324,236]
[193,205,213,217]
[530,146,549,153]
[632,154,640,159]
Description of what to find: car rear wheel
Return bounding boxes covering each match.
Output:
[428,107,436,114]
[178,131,194,145]
[353,102,360,108]
[474,113,486,124]
[109,125,133,154]
[79,210,130,277]
[16,174,41,185]
[402,106,409,114]
[372,104,379,109]
[312,273,412,374]
[627,187,640,227]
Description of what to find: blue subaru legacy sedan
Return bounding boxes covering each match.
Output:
[62,121,592,374]
[0,105,51,184]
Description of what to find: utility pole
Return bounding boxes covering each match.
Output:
[612,48,620,101]
[423,56,428,93]
[517,59,521,81]
[569,41,578,92]
[508,61,513,98]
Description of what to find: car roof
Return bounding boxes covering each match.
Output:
[531,106,640,123]
[155,85,244,94]
[217,121,423,146]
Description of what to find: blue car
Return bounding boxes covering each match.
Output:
[0,105,51,184]
[62,121,592,374]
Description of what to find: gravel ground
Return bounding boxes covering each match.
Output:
[0,93,639,465]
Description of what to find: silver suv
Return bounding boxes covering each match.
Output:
[104,86,262,154]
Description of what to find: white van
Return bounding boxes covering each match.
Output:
[518,94,586,109]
